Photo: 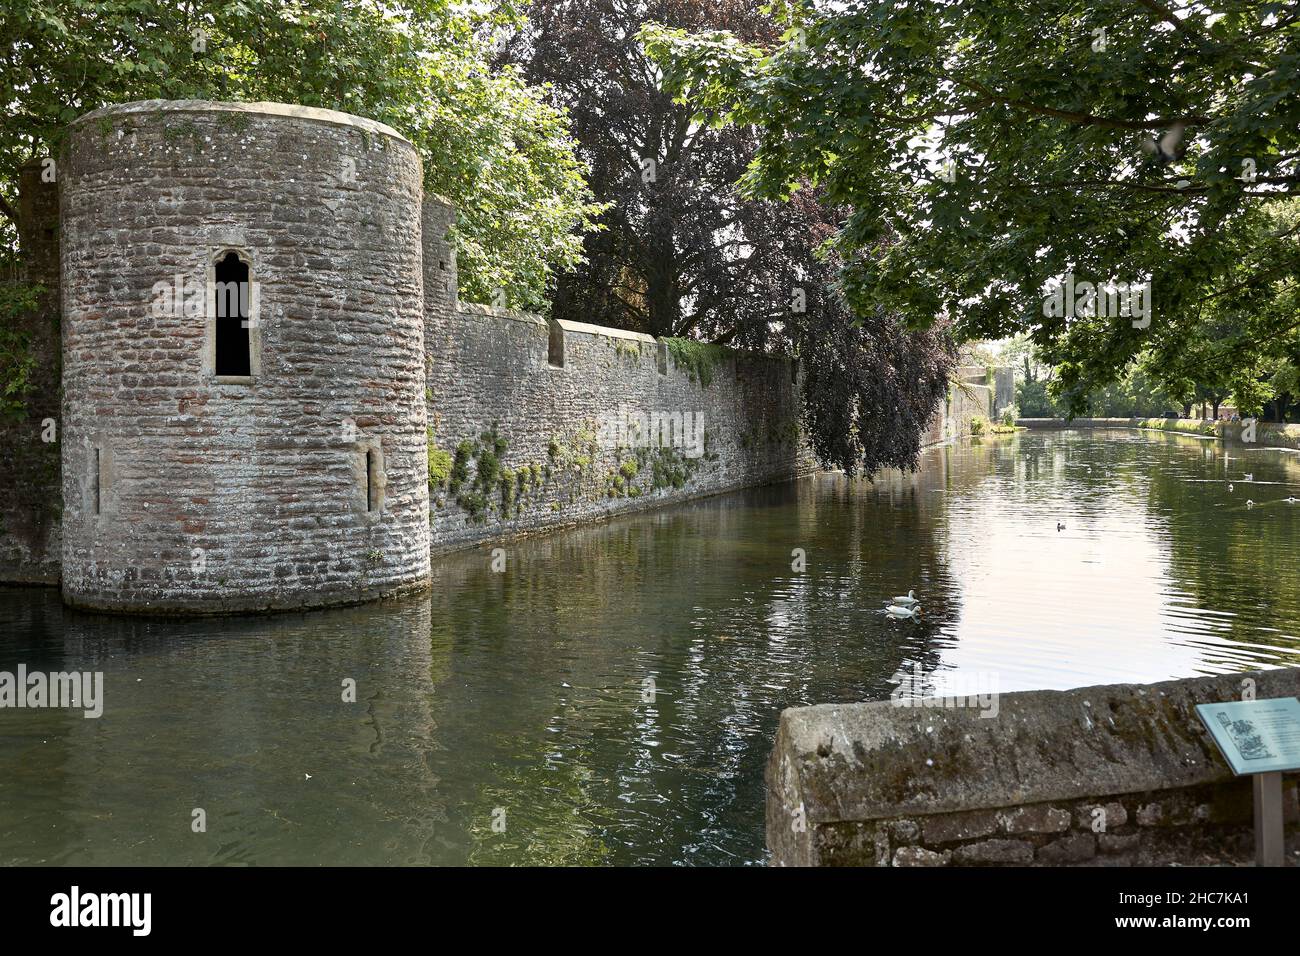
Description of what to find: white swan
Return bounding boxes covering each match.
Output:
[891,589,920,607]
[884,604,921,620]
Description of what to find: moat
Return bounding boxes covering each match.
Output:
[3,429,1300,866]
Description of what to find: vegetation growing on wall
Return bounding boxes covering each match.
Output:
[612,339,642,361]
[663,337,727,387]
[0,282,44,422]
[601,443,705,499]
[435,414,719,522]
[438,423,560,523]
[427,429,453,490]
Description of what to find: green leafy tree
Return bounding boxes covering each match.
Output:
[1268,359,1300,421]
[1133,200,1300,418]
[642,0,1300,408]
[1084,361,1176,417]
[1,0,602,309]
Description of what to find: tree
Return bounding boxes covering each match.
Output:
[502,0,801,341]
[1,0,603,310]
[1084,362,1176,417]
[785,189,954,474]
[1267,359,1300,422]
[642,0,1300,409]
[1132,200,1300,418]
[505,0,954,474]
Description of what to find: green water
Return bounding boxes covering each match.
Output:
[3,429,1300,866]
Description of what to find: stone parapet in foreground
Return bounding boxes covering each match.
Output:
[768,669,1300,866]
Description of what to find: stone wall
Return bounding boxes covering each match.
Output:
[992,367,1015,417]
[56,101,431,613]
[0,160,62,584]
[1018,417,1300,452]
[424,302,816,553]
[1017,417,1137,429]
[922,379,991,446]
[416,184,816,553]
[952,380,991,433]
[768,668,1300,866]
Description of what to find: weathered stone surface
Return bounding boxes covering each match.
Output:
[59,101,431,613]
[1036,832,1096,863]
[922,809,1000,844]
[1074,801,1127,830]
[1097,832,1141,855]
[767,668,1300,865]
[806,821,882,868]
[1136,802,1164,827]
[423,297,815,554]
[889,819,920,845]
[953,839,1033,864]
[893,846,949,867]
[1000,805,1071,835]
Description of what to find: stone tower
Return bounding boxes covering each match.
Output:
[59,100,430,613]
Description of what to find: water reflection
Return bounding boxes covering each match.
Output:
[1,430,1298,865]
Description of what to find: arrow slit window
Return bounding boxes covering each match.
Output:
[214,251,252,376]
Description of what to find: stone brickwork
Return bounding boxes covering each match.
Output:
[921,379,991,446]
[0,160,62,583]
[418,187,815,551]
[992,367,1015,418]
[768,668,1300,866]
[424,302,816,553]
[57,101,430,613]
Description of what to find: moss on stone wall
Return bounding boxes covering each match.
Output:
[649,446,701,491]
[613,338,642,361]
[439,423,561,523]
[162,119,205,149]
[427,434,453,489]
[663,337,727,387]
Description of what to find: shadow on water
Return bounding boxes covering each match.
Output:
[3,429,1300,864]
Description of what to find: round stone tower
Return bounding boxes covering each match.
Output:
[59,100,430,614]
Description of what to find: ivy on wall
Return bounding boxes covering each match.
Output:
[0,282,45,423]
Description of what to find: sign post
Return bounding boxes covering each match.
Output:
[1253,772,1284,867]
[1196,697,1300,867]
